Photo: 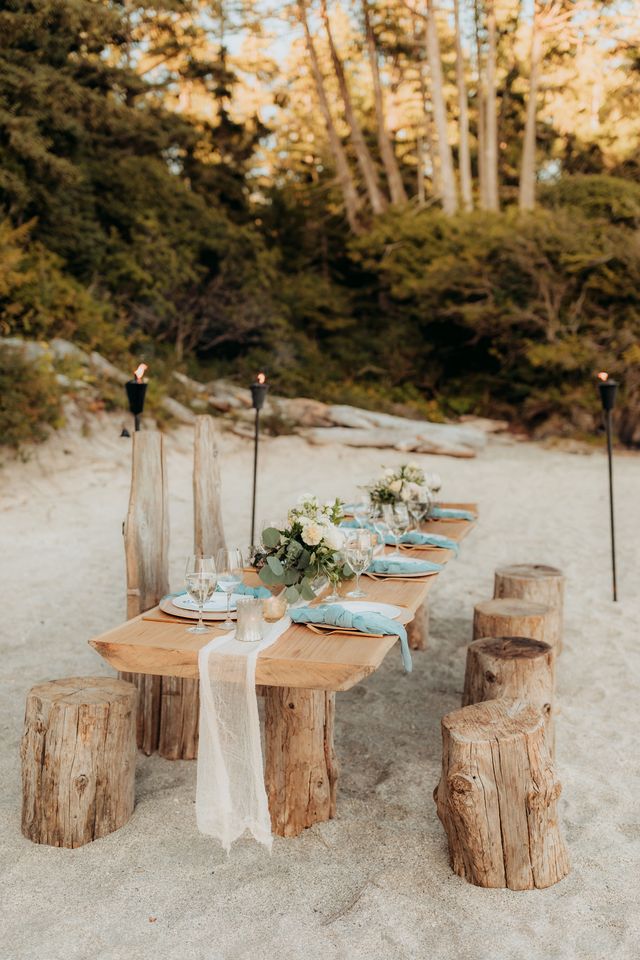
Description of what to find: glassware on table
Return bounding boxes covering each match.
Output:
[407,490,434,528]
[345,530,374,598]
[382,502,410,558]
[215,547,244,630]
[324,561,344,604]
[184,555,217,634]
[236,597,264,642]
[262,588,288,623]
[352,500,371,525]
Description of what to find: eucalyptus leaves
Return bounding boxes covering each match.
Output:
[255,495,351,602]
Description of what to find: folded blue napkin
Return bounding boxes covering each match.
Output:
[341,519,458,554]
[290,604,412,673]
[430,506,476,520]
[370,556,442,575]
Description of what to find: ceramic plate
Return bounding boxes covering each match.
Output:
[172,592,240,612]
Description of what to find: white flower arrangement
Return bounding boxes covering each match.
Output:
[367,463,441,505]
[255,495,350,601]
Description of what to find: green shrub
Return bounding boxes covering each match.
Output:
[0,345,63,448]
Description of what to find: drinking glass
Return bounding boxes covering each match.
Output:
[352,500,371,526]
[184,555,217,634]
[407,491,433,529]
[345,530,374,598]
[236,597,264,642]
[382,503,410,558]
[215,547,244,630]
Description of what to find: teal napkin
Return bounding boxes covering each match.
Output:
[370,556,442,575]
[341,519,458,554]
[290,604,412,673]
[431,506,475,520]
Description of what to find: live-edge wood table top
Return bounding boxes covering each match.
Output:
[89,503,477,692]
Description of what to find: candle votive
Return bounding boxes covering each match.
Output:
[236,597,264,642]
[262,592,288,623]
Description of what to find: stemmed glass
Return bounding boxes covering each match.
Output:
[407,491,433,529]
[184,555,217,634]
[345,530,374,598]
[352,501,371,527]
[215,548,244,630]
[382,502,410,558]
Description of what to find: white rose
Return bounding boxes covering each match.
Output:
[301,522,323,546]
[383,468,396,479]
[323,525,344,550]
[407,461,419,471]
[389,479,403,494]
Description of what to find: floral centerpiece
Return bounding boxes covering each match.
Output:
[368,463,436,506]
[254,495,350,602]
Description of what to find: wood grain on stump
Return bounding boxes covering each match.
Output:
[21,677,136,848]
[494,564,565,653]
[264,687,338,838]
[407,601,429,651]
[473,597,549,648]
[462,636,555,748]
[434,698,569,889]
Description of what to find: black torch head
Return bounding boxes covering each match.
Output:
[250,372,269,411]
[597,372,618,412]
[126,380,147,416]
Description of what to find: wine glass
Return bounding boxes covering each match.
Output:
[345,530,374,598]
[382,502,410,558]
[184,555,217,634]
[407,491,433,529]
[352,500,371,527]
[215,548,244,630]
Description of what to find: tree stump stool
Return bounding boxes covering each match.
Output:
[494,564,565,653]
[473,598,549,649]
[462,637,555,749]
[407,602,429,651]
[264,687,338,838]
[434,698,569,889]
[21,677,137,848]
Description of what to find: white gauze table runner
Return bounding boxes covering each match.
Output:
[196,616,291,851]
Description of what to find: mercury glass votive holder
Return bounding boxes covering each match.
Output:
[236,597,264,642]
[262,591,288,623]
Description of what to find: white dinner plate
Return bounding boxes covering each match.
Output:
[172,592,241,612]
[334,600,404,620]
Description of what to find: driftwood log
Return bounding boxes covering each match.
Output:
[407,601,429,651]
[21,677,136,848]
[120,431,199,759]
[434,698,569,889]
[462,637,555,748]
[473,598,549,648]
[193,415,227,557]
[494,564,565,653]
[264,687,338,838]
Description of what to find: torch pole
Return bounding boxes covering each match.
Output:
[605,407,618,602]
[134,413,141,433]
[250,408,260,548]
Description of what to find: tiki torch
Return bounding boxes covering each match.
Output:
[125,363,148,433]
[249,372,269,547]
[597,371,619,601]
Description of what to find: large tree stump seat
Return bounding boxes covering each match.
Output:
[434,698,570,890]
[473,597,549,648]
[494,564,565,653]
[21,677,137,848]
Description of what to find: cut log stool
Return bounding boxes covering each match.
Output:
[21,677,137,848]
[434,698,569,889]
[407,601,429,651]
[473,597,549,649]
[462,636,555,749]
[494,564,565,653]
[264,687,338,837]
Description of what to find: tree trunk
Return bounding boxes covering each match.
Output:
[363,0,407,205]
[484,0,499,210]
[494,563,565,654]
[21,677,137,848]
[473,597,549,647]
[297,0,362,233]
[416,136,426,204]
[320,0,387,215]
[519,5,542,211]
[462,636,555,748]
[264,687,338,837]
[474,0,488,207]
[416,33,441,198]
[425,0,458,214]
[453,0,473,211]
[434,698,570,889]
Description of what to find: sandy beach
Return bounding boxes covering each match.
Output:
[1,418,639,960]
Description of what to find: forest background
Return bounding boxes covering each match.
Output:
[1,0,640,446]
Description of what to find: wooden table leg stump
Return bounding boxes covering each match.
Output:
[407,601,429,651]
[494,564,565,653]
[473,598,550,649]
[462,636,555,749]
[434,698,569,890]
[264,687,338,838]
[21,677,137,848]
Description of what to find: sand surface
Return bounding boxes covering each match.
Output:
[1,418,639,960]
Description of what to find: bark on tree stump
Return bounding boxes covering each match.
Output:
[264,687,338,838]
[407,601,429,651]
[473,598,549,648]
[462,636,555,749]
[21,677,136,848]
[494,564,565,653]
[434,698,569,889]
